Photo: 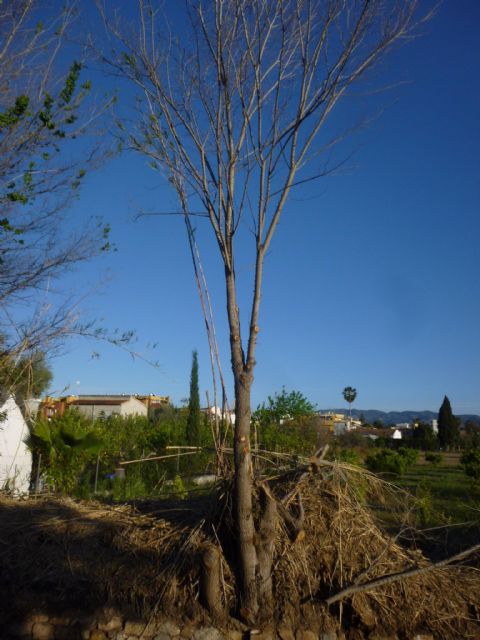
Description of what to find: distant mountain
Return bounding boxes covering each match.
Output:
[319,409,480,426]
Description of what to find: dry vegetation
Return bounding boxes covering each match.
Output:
[1,461,479,638]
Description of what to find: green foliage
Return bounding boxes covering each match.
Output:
[460,450,480,482]
[342,386,357,406]
[26,410,102,493]
[464,420,480,450]
[186,350,200,445]
[335,448,361,465]
[253,387,316,427]
[0,95,30,128]
[171,474,187,499]
[60,61,82,104]
[258,416,317,455]
[0,351,52,406]
[412,421,438,451]
[95,414,173,466]
[38,93,53,126]
[365,447,419,476]
[252,388,317,455]
[425,452,443,467]
[24,403,218,499]
[415,477,433,525]
[438,396,460,450]
[397,447,419,466]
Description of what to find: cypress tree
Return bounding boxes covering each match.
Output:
[186,350,201,445]
[437,395,460,450]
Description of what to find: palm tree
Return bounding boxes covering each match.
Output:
[342,387,357,427]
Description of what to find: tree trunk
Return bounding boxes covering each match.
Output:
[233,362,258,618]
[225,267,259,618]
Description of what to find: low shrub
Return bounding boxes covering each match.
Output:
[365,448,418,475]
[460,450,480,481]
[425,452,443,467]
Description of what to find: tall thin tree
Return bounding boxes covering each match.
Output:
[186,350,201,446]
[438,395,460,451]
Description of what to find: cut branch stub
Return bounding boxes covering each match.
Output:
[200,544,224,618]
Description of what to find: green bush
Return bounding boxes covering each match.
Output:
[398,447,419,466]
[365,449,408,475]
[460,450,480,481]
[425,452,443,467]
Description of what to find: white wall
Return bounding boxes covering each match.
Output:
[73,397,147,419]
[119,397,148,417]
[0,396,32,494]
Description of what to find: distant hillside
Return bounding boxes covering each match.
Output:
[319,409,480,426]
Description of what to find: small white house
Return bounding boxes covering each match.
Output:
[0,395,32,494]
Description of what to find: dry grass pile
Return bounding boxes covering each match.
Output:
[0,493,223,622]
[0,463,479,638]
[268,463,480,637]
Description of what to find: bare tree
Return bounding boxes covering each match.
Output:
[100,0,426,619]
[0,1,113,378]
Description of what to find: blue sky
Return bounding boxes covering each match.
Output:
[50,1,480,415]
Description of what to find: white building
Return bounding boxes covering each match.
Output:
[71,395,148,419]
[0,395,32,494]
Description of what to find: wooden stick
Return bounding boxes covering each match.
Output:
[119,451,199,465]
[165,446,202,450]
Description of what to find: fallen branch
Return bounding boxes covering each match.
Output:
[326,542,480,606]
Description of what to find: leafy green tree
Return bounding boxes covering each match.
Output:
[252,388,317,455]
[186,350,201,446]
[342,386,357,424]
[253,387,316,427]
[437,396,460,450]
